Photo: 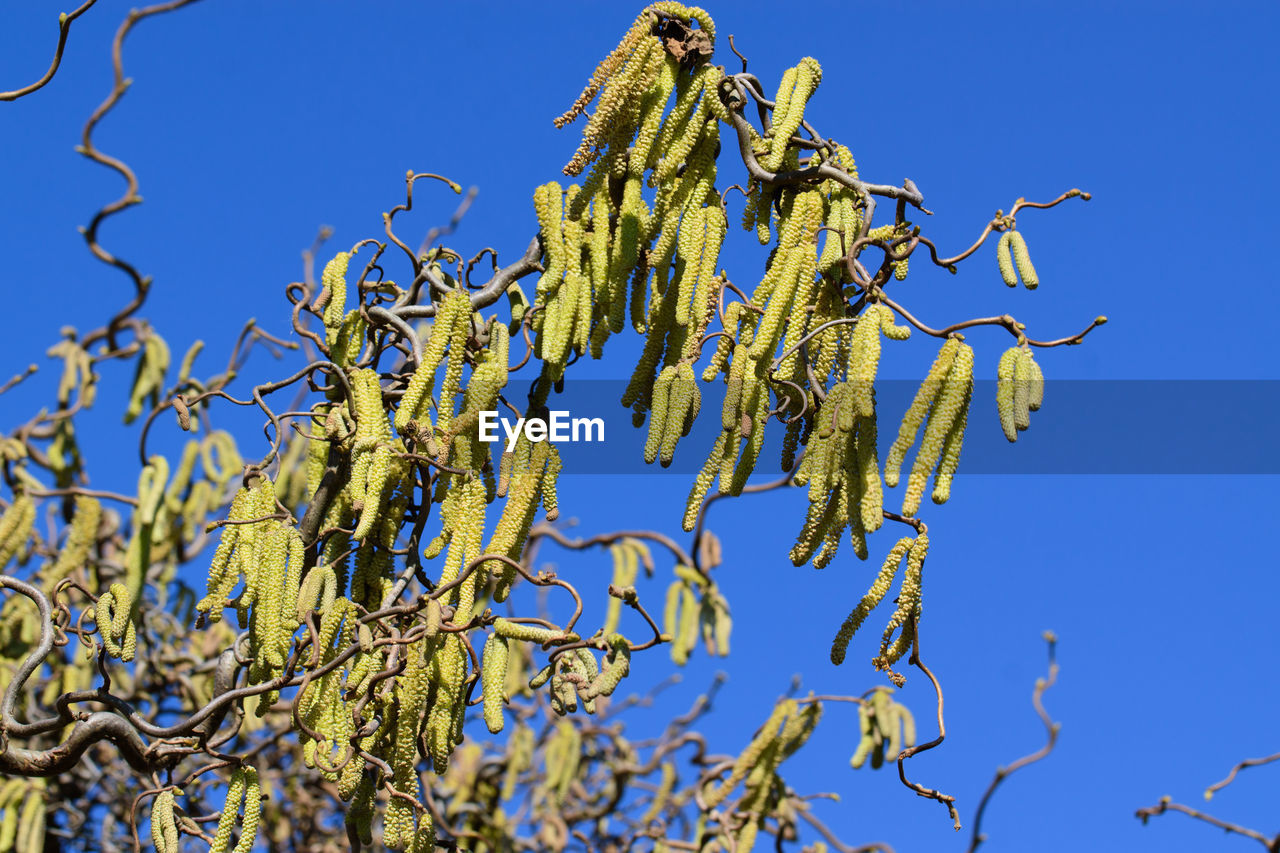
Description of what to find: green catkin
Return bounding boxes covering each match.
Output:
[232,768,261,853]
[872,688,893,741]
[574,645,601,692]
[996,346,1020,442]
[386,636,431,848]
[345,775,376,846]
[996,231,1018,287]
[585,634,631,698]
[483,633,510,734]
[851,702,875,768]
[209,766,249,853]
[830,537,912,665]
[542,446,562,522]
[701,302,740,382]
[726,368,771,496]
[884,338,960,488]
[1012,346,1033,431]
[1026,347,1045,411]
[321,253,350,347]
[604,542,639,634]
[95,583,136,661]
[641,762,677,825]
[124,329,170,424]
[493,618,572,645]
[1008,230,1039,289]
[150,788,180,853]
[653,67,714,185]
[253,525,289,672]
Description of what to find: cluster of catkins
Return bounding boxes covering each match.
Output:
[698,698,823,852]
[168,2,1078,848]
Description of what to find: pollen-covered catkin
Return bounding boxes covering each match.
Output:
[645,366,675,464]
[996,231,1017,287]
[902,342,973,516]
[232,766,261,853]
[321,253,350,347]
[877,304,911,341]
[493,617,571,645]
[483,633,510,734]
[996,346,1020,442]
[763,58,822,172]
[701,699,796,808]
[885,338,959,488]
[830,537,912,665]
[150,789,180,853]
[209,766,249,853]
[1008,230,1039,289]
[931,373,971,505]
[47,494,101,589]
[1012,346,1034,431]
[848,304,882,418]
[96,583,136,661]
[0,494,35,568]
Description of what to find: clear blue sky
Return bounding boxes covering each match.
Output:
[2,2,1278,852]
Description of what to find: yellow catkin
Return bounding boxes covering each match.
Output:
[683,430,726,531]
[851,702,875,768]
[903,343,973,516]
[1012,346,1034,431]
[150,789,180,853]
[830,537,912,665]
[1026,347,1045,411]
[876,533,928,672]
[483,633,509,734]
[321,252,350,347]
[209,767,248,853]
[996,231,1017,287]
[232,766,260,853]
[763,59,823,172]
[493,618,569,645]
[848,305,882,418]
[877,303,911,341]
[702,700,795,808]
[645,366,675,464]
[1008,230,1039,289]
[996,346,1020,442]
[396,288,467,436]
[585,634,632,698]
[884,338,959,488]
[931,374,971,505]
[46,494,100,589]
[95,583,136,661]
[0,494,35,568]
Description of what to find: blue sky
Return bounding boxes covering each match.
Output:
[2,2,1278,852]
